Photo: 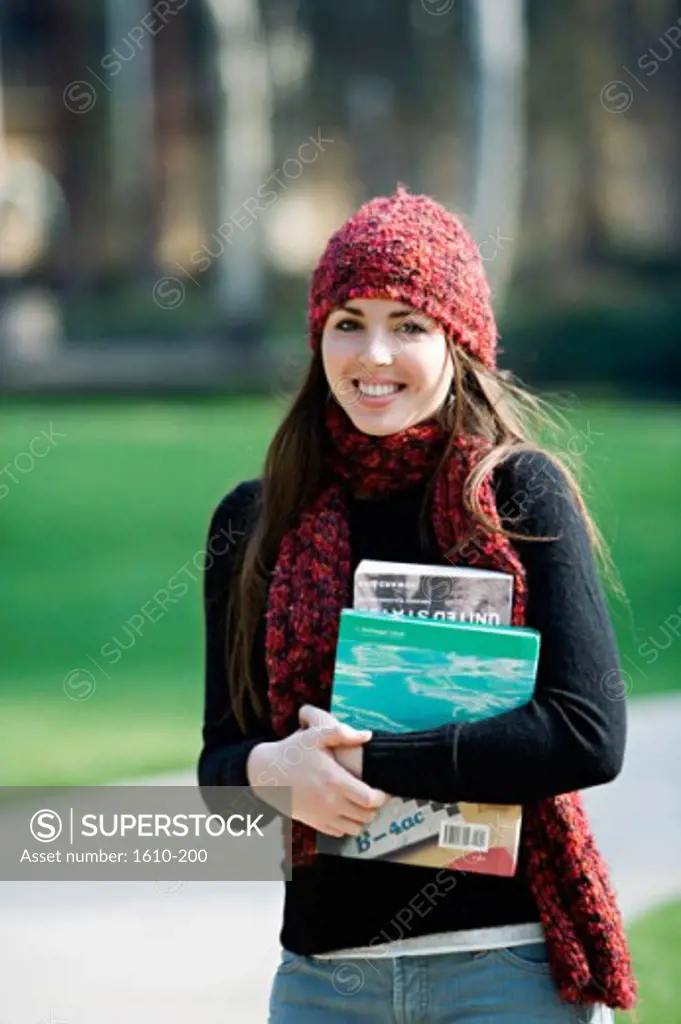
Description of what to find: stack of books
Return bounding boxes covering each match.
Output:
[315,560,541,877]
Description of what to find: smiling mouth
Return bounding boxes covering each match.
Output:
[353,380,406,397]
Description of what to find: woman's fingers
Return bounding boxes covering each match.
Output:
[298,703,329,729]
[336,814,371,837]
[336,768,390,811]
[298,703,372,746]
[337,802,381,827]
[298,703,354,737]
[317,814,374,838]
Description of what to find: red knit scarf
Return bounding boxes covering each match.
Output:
[264,401,637,1011]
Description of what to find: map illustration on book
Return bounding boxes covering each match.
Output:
[316,563,541,876]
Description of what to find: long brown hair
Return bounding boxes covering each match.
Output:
[227,339,624,733]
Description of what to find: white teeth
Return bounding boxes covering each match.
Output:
[357,382,402,397]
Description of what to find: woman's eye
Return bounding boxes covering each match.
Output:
[335,318,361,332]
[397,320,427,335]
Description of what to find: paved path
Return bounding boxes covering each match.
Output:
[0,694,679,1024]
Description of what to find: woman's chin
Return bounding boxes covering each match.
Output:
[343,397,442,436]
[345,407,409,437]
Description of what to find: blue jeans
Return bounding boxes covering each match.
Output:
[268,942,615,1023]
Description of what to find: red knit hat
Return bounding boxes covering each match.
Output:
[308,185,498,369]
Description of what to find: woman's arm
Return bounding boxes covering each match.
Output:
[197,480,280,822]
[198,482,391,835]
[361,451,628,805]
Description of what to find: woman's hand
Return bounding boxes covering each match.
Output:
[246,708,389,837]
[332,744,363,778]
[298,704,364,778]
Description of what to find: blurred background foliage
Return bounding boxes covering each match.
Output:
[1,0,681,392]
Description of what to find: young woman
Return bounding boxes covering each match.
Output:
[198,187,638,1023]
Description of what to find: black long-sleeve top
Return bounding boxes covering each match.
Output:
[197,450,627,955]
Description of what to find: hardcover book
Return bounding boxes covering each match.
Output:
[353,559,514,627]
[316,566,540,876]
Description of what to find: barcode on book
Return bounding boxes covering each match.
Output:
[438,822,490,852]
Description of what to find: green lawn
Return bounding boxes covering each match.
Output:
[616,900,681,1024]
[0,396,679,785]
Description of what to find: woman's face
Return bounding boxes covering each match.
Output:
[321,297,454,437]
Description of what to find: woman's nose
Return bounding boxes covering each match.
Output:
[363,329,396,365]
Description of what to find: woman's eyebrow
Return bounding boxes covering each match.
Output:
[336,304,365,316]
[387,308,419,319]
[334,304,423,319]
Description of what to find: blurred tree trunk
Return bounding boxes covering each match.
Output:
[0,11,6,169]
[106,0,157,277]
[204,0,273,353]
[571,0,614,262]
[668,7,681,250]
[51,0,91,289]
[467,0,527,311]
